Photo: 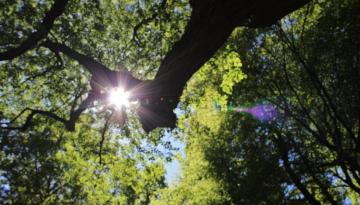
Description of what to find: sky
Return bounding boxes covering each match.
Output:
[161,131,185,184]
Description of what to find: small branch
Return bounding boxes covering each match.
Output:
[70,87,87,113]
[2,108,67,131]
[288,137,339,205]
[9,108,30,124]
[24,57,63,82]
[65,91,100,131]
[99,111,113,165]
[274,135,322,205]
[299,3,312,43]
[131,0,167,47]
[132,14,156,47]
[277,25,355,141]
[1,91,99,132]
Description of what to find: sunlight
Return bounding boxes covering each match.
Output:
[108,87,130,108]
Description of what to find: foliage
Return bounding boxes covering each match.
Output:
[153,45,289,205]
[0,0,188,204]
[1,0,359,204]
[155,0,360,205]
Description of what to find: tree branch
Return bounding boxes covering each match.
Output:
[41,40,144,91]
[99,111,113,165]
[1,91,99,132]
[2,108,67,131]
[41,41,109,75]
[274,135,322,205]
[1,0,311,132]
[0,0,69,61]
[277,25,355,141]
[65,91,100,131]
[288,137,339,205]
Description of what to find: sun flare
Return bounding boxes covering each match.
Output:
[108,87,130,108]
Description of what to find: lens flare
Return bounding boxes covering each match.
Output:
[215,102,278,122]
[109,87,130,108]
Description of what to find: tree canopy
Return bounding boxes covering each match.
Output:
[1,0,359,204]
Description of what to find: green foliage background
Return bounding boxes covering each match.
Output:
[1,0,359,204]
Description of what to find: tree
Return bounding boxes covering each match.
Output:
[152,48,291,205]
[227,0,360,203]
[0,0,313,204]
[154,0,360,205]
[0,0,309,132]
[0,1,183,203]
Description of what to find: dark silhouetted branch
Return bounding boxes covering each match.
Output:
[277,25,355,141]
[2,108,67,131]
[41,41,109,75]
[0,0,69,61]
[288,137,339,205]
[1,91,98,132]
[41,41,144,91]
[135,0,310,132]
[65,91,100,131]
[99,112,113,165]
[24,55,64,82]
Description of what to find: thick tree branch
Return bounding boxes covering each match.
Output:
[246,0,310,27]
[41,41,154,131]
[41,41,143,91]
[0,0,69,61]
[135,0,310,132]
[41,41,109,75]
